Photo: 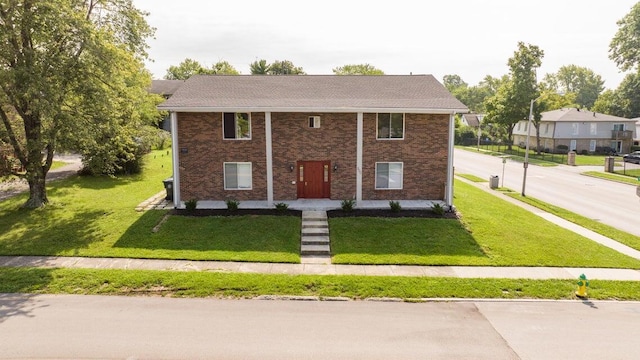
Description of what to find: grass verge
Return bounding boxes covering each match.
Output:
[2,267,639,301]
[456,174,487,182]
[582,171,640,185]
[504,192,640,252]
[330,180,640,268]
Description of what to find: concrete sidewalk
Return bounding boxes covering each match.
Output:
[1,255,639,281]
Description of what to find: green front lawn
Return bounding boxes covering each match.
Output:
[330,180,640,268]
[0,151,300,263]
[461,145,613,166]
[3,267,640,301]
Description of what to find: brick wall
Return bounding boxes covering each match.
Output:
[177,112,267,201]
[271,112,357,200]
[176,111,450,202]
[362,113,449,200]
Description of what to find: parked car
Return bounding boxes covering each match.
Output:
[623,151,640,164]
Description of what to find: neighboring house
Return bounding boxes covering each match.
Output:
[513,108,636,154]
[460,113,483,128]
[158,75,468,209]
[633,117,640,146]
[149,80,185,132]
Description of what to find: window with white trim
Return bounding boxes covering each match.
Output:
[224,162,252,190]
[375,162,403,189]
[590,123,597,135]
[589,140,597,152]
[223,112,251,140]
[377,113,404,139]
[613,123,625,131]
[571,123,579,135]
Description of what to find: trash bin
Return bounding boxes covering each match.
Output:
[489,175,499,189]
[162,177,173,201]
[604,156,615,173]
[567,151,576,166]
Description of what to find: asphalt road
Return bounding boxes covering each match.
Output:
[454,148,640,237]
[1,294,639,359]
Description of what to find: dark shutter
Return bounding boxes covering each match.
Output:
[223,113,236,139]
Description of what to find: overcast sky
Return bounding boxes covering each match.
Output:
[133,0,638,90]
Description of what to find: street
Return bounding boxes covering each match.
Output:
[1,294,639,359]
[454,148,640,237]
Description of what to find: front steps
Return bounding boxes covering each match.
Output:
[301,211,331,263]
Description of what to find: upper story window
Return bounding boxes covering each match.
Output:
[613,123,625,131]
[223,112,251,140]
[544,123,550,134]
[571,123,579,135]
[377,113,404,139]
[590,123,597,135]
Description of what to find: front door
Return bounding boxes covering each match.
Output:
[297,161,330,198]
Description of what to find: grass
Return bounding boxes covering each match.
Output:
[2,267,639,301]
[330,180,640,268]
[582,171,640,185]
[460,145,616,166]
[0,150,300,263]
[50,160,67,170]
[503,192,640,252]
[456,173,487,182]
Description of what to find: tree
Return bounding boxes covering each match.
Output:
[268,60,305,75]
[592,72,640,118]
[332,64,384,75]
[484,42,544,150]
[609,2,640,72]
[542,65,604,109]
[250,59,270,75]
[164,59,239,79]
[442,74,468,92]
[0,0,155,208]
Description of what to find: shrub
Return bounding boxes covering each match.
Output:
[185,199,197,212]
[431,203,445,216]
[340,199,355,212]
[274,202,289,212]
[580,149,589,155]
[389,200,401,213]
[226,199,240,211]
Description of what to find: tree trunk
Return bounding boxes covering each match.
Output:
[23,167,48,208]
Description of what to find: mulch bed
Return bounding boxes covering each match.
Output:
[169,208,459,219]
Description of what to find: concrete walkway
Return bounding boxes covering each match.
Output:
[1,255,639,280]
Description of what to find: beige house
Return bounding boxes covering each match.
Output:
[513,108,636,154]
[158,75,467,209]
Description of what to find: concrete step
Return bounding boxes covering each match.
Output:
[302,211,327,221]
[301,236,330,245]
[301,244,331,256]
[301,221,328,228]
[302,228,329,236]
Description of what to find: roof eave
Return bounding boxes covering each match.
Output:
[157,106,469,114]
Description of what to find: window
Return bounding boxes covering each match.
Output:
[224,162,252,190]
[309,116,321,128]
[223,113,251,139]
[589,140,596,152]
[613,123,625,131]
[375,162,403,189]
[571,123,579,135]
[590,123,597,135]
[377,113,404,139]
[544,123,549,134]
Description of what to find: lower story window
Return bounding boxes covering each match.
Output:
[224,162,252,190]
[375,162,403,189]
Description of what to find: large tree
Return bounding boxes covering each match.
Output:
[250,59,305,75]
[609,2,640,72]
[443,74,500,114]
[0,0,155,208]
[592,72,640,118]
[542,65,604,109]
[484,42,544,149]
[332,64,384,75]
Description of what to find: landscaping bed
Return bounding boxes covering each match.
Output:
[170,208,302,217]
[328,209,458,219]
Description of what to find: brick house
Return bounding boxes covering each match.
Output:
[158,75,468,209]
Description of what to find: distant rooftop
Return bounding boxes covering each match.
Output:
[542,108,631,122]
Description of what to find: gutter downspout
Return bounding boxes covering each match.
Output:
[170,112,181,208]
[446,112,455,211]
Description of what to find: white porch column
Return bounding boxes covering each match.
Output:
[170,112,181,208]
[265,112,274,204]
[445,113,455,210]
[356,112,363,202]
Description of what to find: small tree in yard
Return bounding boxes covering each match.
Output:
[0,0,158,208]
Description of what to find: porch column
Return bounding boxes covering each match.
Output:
[170,112,181,208]
[265,112,274,204]
[356,112,363,202]
[445,113,455,210]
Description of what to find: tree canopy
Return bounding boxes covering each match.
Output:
[332,64,384,75]
[609,2,640,72]
[250,59,305,75]
[0,0,157,208]
[542,65,604,109]
[164,58,239,79]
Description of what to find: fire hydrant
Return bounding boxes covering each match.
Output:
[575,274,589,298]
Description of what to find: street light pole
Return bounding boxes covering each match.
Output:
[521,98,537,197]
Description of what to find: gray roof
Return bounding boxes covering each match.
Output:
[542,108,632,122]
[150,80,185,96]
[461,113,482,127]
[158,75,468,113]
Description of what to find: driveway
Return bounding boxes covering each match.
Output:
[454,149,640,237]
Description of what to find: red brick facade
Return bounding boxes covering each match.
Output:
[176,111,450,202]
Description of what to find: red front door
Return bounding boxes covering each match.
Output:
[297,161,330,198]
